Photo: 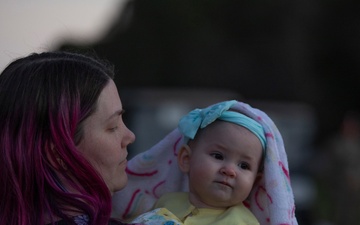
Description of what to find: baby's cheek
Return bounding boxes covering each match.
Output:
[191,167,212,185]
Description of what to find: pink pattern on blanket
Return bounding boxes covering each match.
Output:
[255,185,273,211]
[152,180,165,198]
[122,189,141,220]
[173,136,182,156]
[279,161,290,181]
[265,132,274,139]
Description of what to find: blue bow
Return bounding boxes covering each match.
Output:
[178,100,266,152]
[178,100,237,140]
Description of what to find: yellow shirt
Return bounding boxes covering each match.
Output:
[153,192,259,225]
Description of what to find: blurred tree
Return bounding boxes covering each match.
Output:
[58,0,360,144]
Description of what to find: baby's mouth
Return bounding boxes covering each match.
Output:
[215,181,232,188]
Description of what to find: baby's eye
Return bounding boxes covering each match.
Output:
[238,162,250,170]
[210,152,224,160]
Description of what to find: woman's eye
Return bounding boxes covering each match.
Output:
[210,152,223,160]
[238,162,250,170]
[108,126,118,132]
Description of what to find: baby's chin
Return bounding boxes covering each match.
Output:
[199,199,242,210]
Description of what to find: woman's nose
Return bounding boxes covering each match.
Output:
[123,125,136,146]
[220,165,236,178]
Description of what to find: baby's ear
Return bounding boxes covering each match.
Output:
[177,144,192,173]
[255,172,263,185]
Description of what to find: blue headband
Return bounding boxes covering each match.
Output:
[178,100,266,153]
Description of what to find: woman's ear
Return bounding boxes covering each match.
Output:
[177,144,192,173]
[47,143,67,170]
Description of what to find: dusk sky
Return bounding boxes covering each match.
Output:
[0,0,126,71]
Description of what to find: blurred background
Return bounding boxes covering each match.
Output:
[1,0,360,224]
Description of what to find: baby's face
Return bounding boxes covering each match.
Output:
[186,121,263,209]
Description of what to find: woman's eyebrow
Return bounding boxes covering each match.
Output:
[106,109,125,121]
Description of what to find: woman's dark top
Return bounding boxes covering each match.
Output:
[46,215,142,225]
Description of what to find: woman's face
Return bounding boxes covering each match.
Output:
[77,80,135,195]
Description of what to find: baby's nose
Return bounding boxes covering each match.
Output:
[220,166,236,178]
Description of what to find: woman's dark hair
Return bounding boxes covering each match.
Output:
[0,51,116,225]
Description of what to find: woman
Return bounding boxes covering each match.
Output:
[0,51,136,225]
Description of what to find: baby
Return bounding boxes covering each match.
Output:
[132,100,266,224]
[113,100,298,225]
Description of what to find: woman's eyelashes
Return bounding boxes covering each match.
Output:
[107,126,119,132]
